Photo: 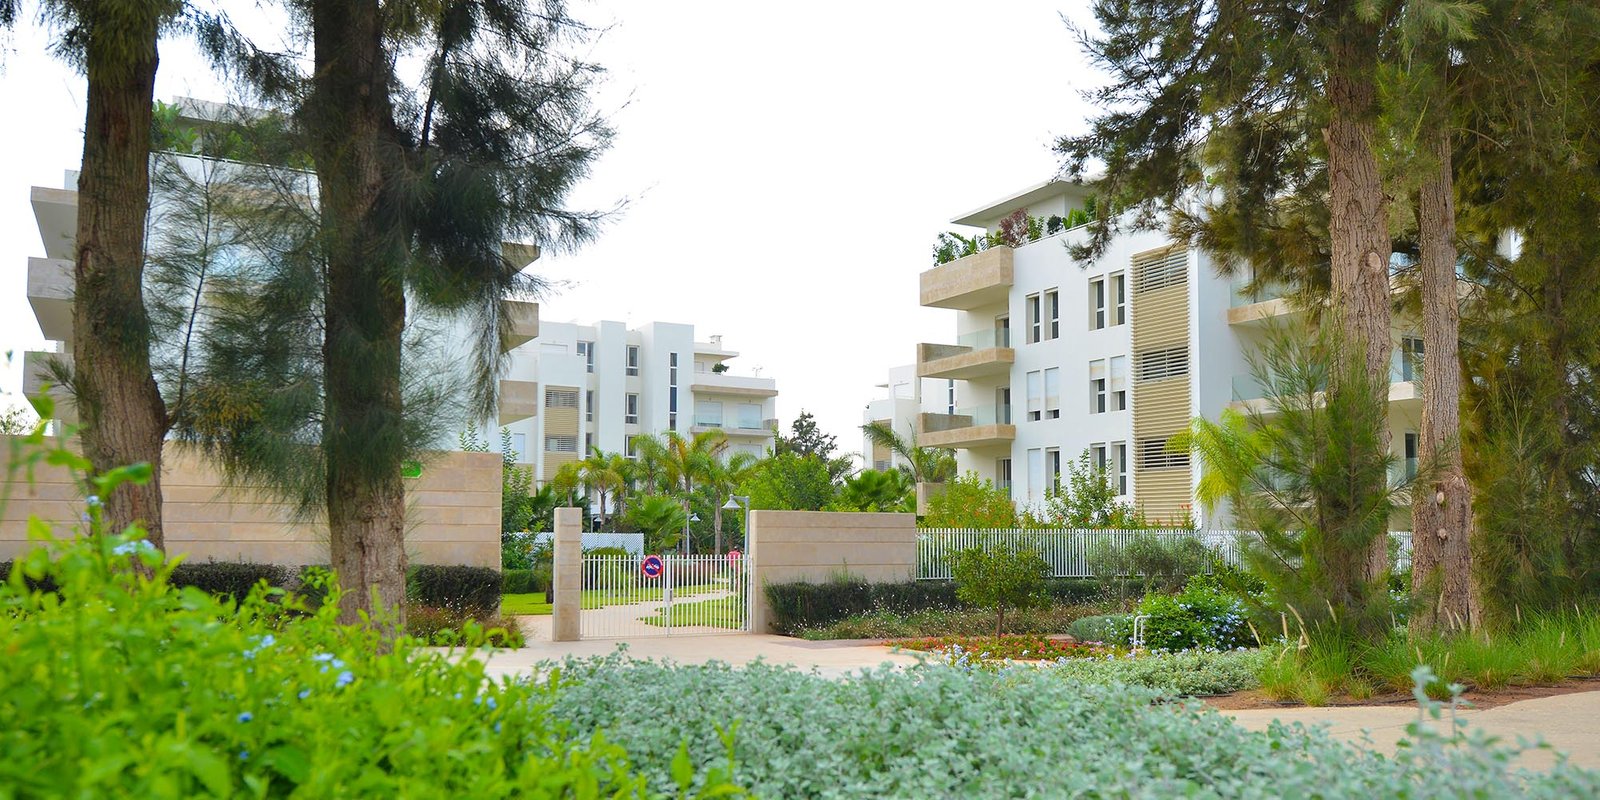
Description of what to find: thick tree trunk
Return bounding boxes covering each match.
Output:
[310,0,408,628]
[72,12,168,547]
[1323,26,1394,591]
[1410,129,1479,634]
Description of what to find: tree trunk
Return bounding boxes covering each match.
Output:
[713,503,723,555]
[1410,128,1479,635]
[310,0,408,629]
[1323,24,1394,590]
[72,9,168,547]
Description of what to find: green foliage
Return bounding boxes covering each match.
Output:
[951,542,1051,636]
[798,603,1106,641]
[739,451,837,511]
[1038,451,1150,528]
[403,603,524,648]
[625,494,688,553]
[1084,533,1218,599]
[461,428,542,534]
[859,421,956,484]
[547,657,1598,799]
[501,568,548,596]
[1131,578,1255,652]
[919,472,1019,527]
[828,469,912,512]
[405,565,501,613]
[764,577,1103,635]
[1065,614,1129,644]
[1044,648,1268,696]
[168,561,295,601]
[773,411,852,480]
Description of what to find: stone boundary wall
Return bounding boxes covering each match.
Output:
[746,510,918,633]
[0,437,501,568]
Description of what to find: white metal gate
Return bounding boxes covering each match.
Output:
[579,552,750,638]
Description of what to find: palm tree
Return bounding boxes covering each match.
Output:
[705,450,758,553]
[861,421,957,485]
[578,448,623,530]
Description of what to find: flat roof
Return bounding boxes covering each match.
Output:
[949,178,1091,228]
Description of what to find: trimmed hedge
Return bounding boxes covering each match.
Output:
[169,562,294,599]
[765,577,1103,635]
[502,566,551,595]
[407,564,501,612]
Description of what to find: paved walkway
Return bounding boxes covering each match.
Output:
[481,630,921,679]
[1222,691,1600,771]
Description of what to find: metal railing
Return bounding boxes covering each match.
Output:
[917,528,1414,579]
[578,553,749,638]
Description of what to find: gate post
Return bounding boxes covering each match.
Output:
[552,507,582,642]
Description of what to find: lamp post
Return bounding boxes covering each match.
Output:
[681,499,700,556]
[721,494,750,551]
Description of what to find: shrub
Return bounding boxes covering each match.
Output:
[1045,648,1268,695]
[404,603,525,648]
[169,561,294,601]
[1086,533,1216,599]
[1132,577,1255,651]
[406,565,501,612]
[800,604,1105,640]
[764,577,1104,635]
[892,634,1111,661]
[1066,613,1130,644]
[951,542,1050,636]
[502,568,540,595]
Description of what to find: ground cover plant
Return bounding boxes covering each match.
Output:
[545,655,1598,799]
[765,576,1103,636]
[798,603,1107,640]
[890,633,1109,661]
[1045,648,1269,696]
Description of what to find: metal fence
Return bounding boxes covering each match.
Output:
[917,528,1415,580]
[578,553,749,639]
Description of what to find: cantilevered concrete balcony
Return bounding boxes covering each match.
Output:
[916,406,1015,450]
[23,350,75,423]
[502,300,539,352]
[27,257,74,342]
[32,184,78,261]
[919,246,1013,310]
[498,379,538,425]
[690,372,778,398]
[917,329,1013,381]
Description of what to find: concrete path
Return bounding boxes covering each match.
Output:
[479,632,922,680]
[1223,691,1600,771]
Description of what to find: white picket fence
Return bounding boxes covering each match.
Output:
[578,553,749,638]
[916,528,1415,579]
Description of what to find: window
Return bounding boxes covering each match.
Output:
[1089,359,1107,414]
[1401,336,1424,382]
[1109,355,1128,411]
[1089,276,1106,330]
[996,458,1013,493]
[1405,432,1419,479]
[1026,370,1043,422]
[1113,441,1128,494]
[1046,447,1062,492]
[585,391,593,422]
[584,432,593,456]
[996,386,1012,424]
[1111,273,1127,325]
[577,340,595,373]
[995,315,1011,347]
[1135,347,1189,381]
[1026,293,1042,344]
[626,345,640,376]
[1137,437,1190,470]
[546,388,579,408]
[511,433,529,463]
[669,353,679,431]
[1027,448,1044,500]
[947,379,956,415]
[626,435,638,459]
[695,399,723,427]
[625,393,639,425]
[1045,289,1060,339]
[1044,367,1060,419]
[737,403,762,429]
[545,435,578,453]
[1091,443,1108,472]
[1133,247,1187,293]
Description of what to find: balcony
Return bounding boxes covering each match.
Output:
[690,372,777,398]
[690,417,775,437]
[917,328,1014,380]
[31,184,78,261]
[28,257,74,342]
[23,350,75,423]
[502,300,539,352]
[919,246,1013,309]
[917,405,1015,449]
[498,379,539,425]
[1230,363,1422,414]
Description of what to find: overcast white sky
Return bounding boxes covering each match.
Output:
[0,1,1101,456]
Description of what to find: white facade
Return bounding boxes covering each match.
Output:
[861,364,949,472]
[500,321,778,483]
[908,179,1423,527]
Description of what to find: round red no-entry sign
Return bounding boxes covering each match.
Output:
[640,555,665,578]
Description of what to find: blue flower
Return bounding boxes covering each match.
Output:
[237,711,253,723]
[486,696,497,711]
[239,750,250,761]
[335,670,354,688]
[298,689,311,700]
[312,653,336,663]
[86,495,101,507]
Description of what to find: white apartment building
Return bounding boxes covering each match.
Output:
[911,179,1423,526]
[497,321,778,483]
[861,364,950,472]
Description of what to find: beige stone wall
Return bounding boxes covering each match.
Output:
[0,438,501,568]
[746,510,917,633]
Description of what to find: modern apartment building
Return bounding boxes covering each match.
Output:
[498,321,778,483]
[911,179,1423,526]
[861,364,951,472]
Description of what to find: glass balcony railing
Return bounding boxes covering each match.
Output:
[955,404,1012,426]
[955,328,1012,349]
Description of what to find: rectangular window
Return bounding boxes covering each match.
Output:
[1090,443,1108,473]
[1113,441,1128,495]
[626,345,640,376]
[995,315,1011,348]
[627,435,638,459]
[1026,293,1042,344]
[544,435,578,453]
[1405,432,1419,479]
[1133,247,1188,293]
[1089,277,1106,330]
[1401,336,1424,383]
[625,393,639,425]
[585,432,593,456]
[996,458,1013,493]
[1046,289,1060,339]
[585,391,593,422]
[1026,370,1043,422]
[1109,355,1128,411]
[946,379,956,415]
[546,388,579,408]
[511,433,529,463]
[1137,437,1190,470]
[695,399,723,427]
[1135,346,1190,381]
[1089,359,1107,414]
[1027,448,1044,500]
[1046,447,1062,492]
[669,412,677,431]
[577,340,595,373]
[738,403,762,429]
[996,386,1012,424]
[1044,367,1061,419]
[1111,273,1127,325]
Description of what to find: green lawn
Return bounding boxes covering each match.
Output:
[639,594,747,629]
[501,583,724,616]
